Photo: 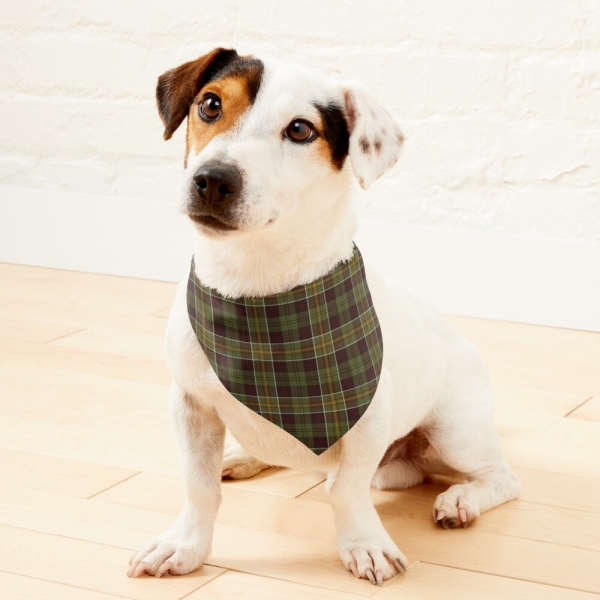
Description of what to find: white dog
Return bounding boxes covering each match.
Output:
[128,48,520,585]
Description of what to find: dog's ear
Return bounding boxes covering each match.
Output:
[341,82,404,189]
[156,48,239,140]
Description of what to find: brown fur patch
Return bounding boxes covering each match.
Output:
[378,428,430,468]
[187,76,254,155]
[157,48,239,141]
[374,139,382,154]
[359,137,371,154]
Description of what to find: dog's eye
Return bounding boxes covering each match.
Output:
[199,94,222,121]
[284,119,315,143]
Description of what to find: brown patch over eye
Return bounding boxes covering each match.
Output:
[185,57,263,157]
[199,94,222,121]
[188,77,252,154]
[285,119,315,143]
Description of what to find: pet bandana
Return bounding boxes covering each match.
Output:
[186,245,383,455]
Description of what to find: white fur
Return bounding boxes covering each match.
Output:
[129,54,520,584]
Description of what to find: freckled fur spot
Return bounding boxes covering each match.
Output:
[359,137,371,154]
[374,139,382,154]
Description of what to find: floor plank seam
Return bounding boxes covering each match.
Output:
[418,559,600,594]
[293,476,327,499]
[201,563,376,597]
[87,471,143,500]
[43,327,87,344]
[2,523,139,552]
[563,396,594,418]
[0,568,134,600]
[178,569,229,599]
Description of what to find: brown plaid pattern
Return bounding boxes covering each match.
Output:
[187,246,383,454]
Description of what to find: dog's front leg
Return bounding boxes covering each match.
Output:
[128,383,224,577]
[328,412,408,585]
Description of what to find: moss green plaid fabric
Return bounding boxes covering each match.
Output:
[187,245,383,455]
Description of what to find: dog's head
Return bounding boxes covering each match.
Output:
[157,48,404,236]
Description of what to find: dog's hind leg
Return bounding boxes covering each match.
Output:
[221,438,270,479]
[370,428,428,490]
[429,388,520,529]
[371,459,424,490]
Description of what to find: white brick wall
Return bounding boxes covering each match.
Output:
[1,0,599,241]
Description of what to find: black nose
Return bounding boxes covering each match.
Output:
[193,161,242,207]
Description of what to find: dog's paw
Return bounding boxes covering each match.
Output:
[127,529,210,578]
[222,441,269,480]
[433,483,480,529]
[338,536,407,585]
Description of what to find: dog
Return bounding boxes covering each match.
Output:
[127,47,520,585]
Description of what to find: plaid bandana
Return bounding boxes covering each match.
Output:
[186,246,383,455]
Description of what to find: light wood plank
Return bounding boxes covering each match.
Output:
[190,570,367,600]
[502,436,600,479]
[223,466,325,498]
[568,396,600,422]
[514,467,600,514]
[0,572,125,600]
[0,447,137,499]
[374,562,600,600]
[0,262,177,316]
[538,417,600,450]
[0,525,223,600]
[0,361,178,474]
[492,383,588,438]
[0,315,82,344]
[51,323,167,361]
[0,337,170,385]
[0,296,170,340]
[0,362,169,423]
[448,316,600,396]
[0,414,180,476]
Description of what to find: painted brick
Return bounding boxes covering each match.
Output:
[1,0,599,242]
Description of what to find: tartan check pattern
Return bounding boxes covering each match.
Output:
[187,245,383,455]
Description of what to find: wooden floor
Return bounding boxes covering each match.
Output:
[1,262,599,600]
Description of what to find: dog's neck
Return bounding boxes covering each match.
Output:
[191,188,357,298]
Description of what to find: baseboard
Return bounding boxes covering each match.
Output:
[1,185,599,332]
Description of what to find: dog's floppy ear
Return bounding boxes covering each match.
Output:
[341,82,404,189]
[156,48,239,140]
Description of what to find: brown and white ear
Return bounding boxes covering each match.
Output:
[156,47,238,140]
[342,82,404,189]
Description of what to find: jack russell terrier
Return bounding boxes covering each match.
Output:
[127,48,520,585]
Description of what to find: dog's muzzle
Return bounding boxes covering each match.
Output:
[188,160,243,231]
